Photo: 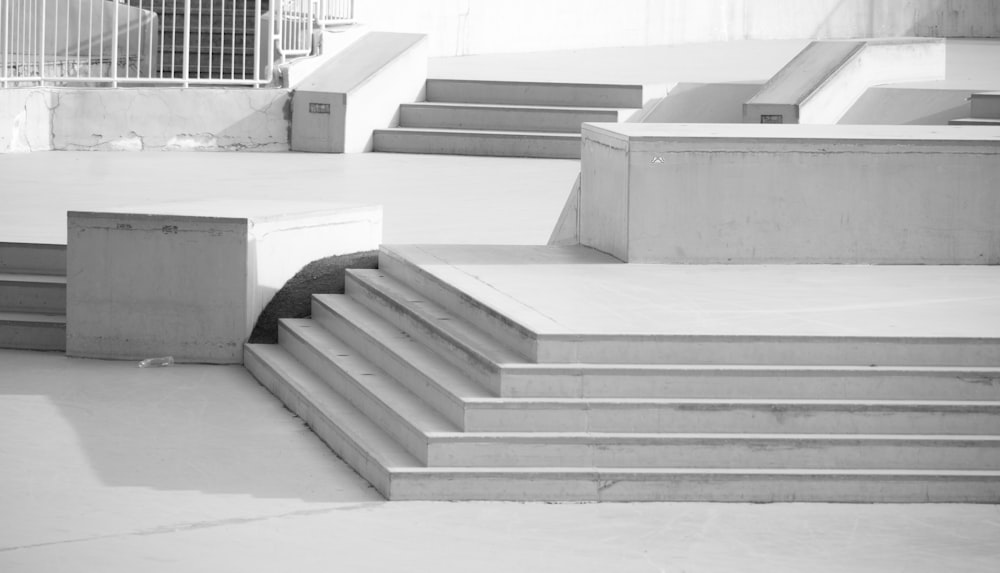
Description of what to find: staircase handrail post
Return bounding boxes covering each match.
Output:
[111,0,120,87]
[181,0,191,87]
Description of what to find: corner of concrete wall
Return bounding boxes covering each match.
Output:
[0,88,55,153]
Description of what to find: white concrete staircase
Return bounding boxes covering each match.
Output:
[243,245,1000,502]
[0,242,67,351]
[949,92,1000,126]
[372,80,660,159]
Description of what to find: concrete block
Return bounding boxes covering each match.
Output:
[579,123,1000,264]
[291,32,427,153]
[67,201,381,363]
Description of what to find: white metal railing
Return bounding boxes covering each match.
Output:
[0,0,355,88]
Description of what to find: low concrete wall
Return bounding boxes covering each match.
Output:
[744,39,946,124]
[0,87,290,153]
[357,0,1000,57]
[67,201,382,364]
[579,123,1000,264]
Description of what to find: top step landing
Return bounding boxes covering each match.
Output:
[378,244,1000,366]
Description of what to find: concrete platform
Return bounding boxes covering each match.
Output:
[382,244,1000,340]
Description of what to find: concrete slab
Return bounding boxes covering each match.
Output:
[386,245,1000,339]
[3,350,1000,572]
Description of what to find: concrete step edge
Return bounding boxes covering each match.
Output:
[375,127,582,139]
[278,319,457,451]
[311,295,491,409]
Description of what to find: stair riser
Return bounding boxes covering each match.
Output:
[427,440,1000,470]
[310,300,468,429]
[373,130,581,159]
[243,347,393,497]
[948,118,1000,126]
[389,472,1000,502]
[345,273,502,395]
[278,324,432,464]
[0,320,65,351]
[463,405,1000,435]
[399,104,623,133]
[377,248,539,362]
[499,369,1000,400]
[426,79,648,108]
[0,243,66,275]
[0,282,66,313]
[970,93,1000,118]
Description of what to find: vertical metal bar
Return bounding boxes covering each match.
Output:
[196,0,201,79]
[99,0,104,79]
[111,0,119,87]
[40,0,47,84]
[229,0,235,81]
[2,0,8,87]
[241,0,247,80]
[147,0,154,77]
[252,0,260,85]
[158,0,165,78]
[89,0,95,78]
[208,0,213,80]
[182,0,191,86]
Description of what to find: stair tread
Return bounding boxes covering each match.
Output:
[348,268,524,365]
[424,432,1000,442]
[245,343,421,468]
[949,118,1000,124]
[0,273,66,284]
[504,362,1000,373]
[0,311,66,323]
[376,127,582,138]
[393,466,1000,477]
[462,397,1000,408]
[313,294,493,400]
[279,319,459,435]
[426,78,647,89]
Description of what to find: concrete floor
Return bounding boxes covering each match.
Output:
[3,39,1000,571]
[3,349,1000,572]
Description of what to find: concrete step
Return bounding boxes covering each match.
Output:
[970,91,1000,118]
[0,273,66,314]
[243,342,418,497]
[0,311,66,351]
[425,79,652,108]
[310,295,490,428]
[424,433,1000,470]
[296,296,1000,435]
[346,268,1000,400]
[372,128,581,159]
[0,242,66,276]
[243,344,1000,501]
[277,319,457,464]
[345,268,519,395]
[377,244,1000,367]
[398,102,628,133]
[386,468,1000,502]
[948,118,1000,126]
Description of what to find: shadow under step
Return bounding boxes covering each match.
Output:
[0,273,66,314]
[0,311,66,351]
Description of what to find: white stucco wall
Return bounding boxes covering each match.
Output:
[356,0,1000,56]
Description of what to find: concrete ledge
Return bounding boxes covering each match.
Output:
[67,201,381,363]
[291,32,428,153]
[744,38,946,124]
[579,123,1000,264]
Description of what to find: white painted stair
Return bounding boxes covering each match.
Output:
[0,242,66,351]
[372,80,659,159]
[243,245,1000,502]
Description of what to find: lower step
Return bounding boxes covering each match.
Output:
[244,343,1000,501]
[0,312,66,351]
[0,242,66,276]
[0,274,66,313]
[398,102,628,133]
[373,128,582,159]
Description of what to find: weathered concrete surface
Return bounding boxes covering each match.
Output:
[66,202,382,363]
[0,88,54,153]
[579,123,1000,264]
[0,87,290,152]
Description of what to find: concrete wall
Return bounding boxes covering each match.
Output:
[579,123,1000,264]
[356,0,1000,57]
[0,87,289,153]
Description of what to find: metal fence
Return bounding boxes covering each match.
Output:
[0,0,354,88]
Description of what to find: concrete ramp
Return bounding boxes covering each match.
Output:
[291,32,428,153]
[744,39,946,124]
